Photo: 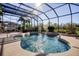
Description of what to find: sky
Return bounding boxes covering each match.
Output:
[2,3,79,25]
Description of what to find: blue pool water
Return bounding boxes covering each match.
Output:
[20,34,70,54]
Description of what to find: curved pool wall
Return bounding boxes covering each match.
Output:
[20,33,70,54]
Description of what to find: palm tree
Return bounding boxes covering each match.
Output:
[0,4,4,33]
[18,16,30,32]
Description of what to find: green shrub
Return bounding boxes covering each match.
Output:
[48,26,55,32]
[65,23,76,34]
[76,31,79,36]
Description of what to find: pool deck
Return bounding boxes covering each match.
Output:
[0,32,79,56]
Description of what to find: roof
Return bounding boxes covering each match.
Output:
[0,3,79,25]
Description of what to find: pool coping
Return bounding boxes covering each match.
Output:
[48,35,79,56]
[1,33,79,56]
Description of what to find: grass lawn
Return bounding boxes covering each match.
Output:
[54,29,67,33]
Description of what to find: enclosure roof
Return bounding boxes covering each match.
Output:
[0,3,79,24]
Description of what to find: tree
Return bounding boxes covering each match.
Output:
[18,17,30,32]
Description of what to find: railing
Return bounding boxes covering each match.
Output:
[0,38,5,56]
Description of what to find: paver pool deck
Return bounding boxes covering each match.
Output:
[0,32,79,56]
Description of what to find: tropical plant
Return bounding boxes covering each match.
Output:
[48,26,55,32]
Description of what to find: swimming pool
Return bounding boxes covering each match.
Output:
[20,33,70,54]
